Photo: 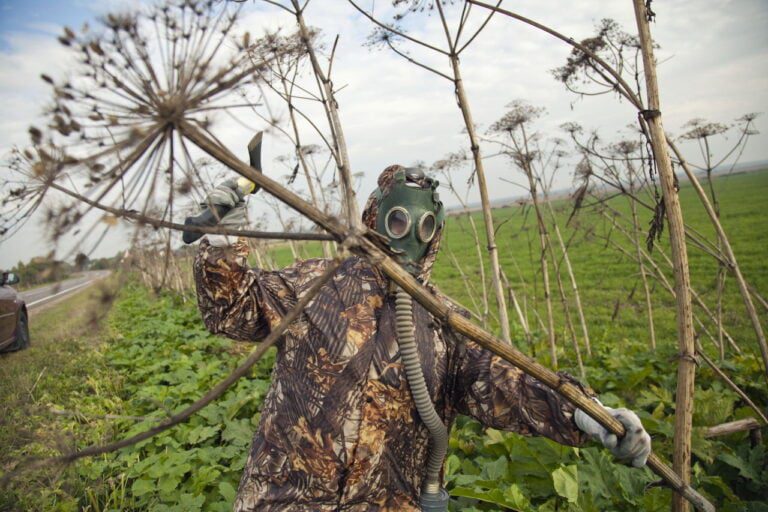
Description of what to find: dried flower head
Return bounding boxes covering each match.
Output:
[365,24,405,50]
[391,0,459,21]
[31,0,282,242]
[1,143,69,241]
[489,100,546,134]
[431,150,468,174]
[679,118,729,140]
[552,19,642,97]
[610,139,641,157]
[567,156,594,223]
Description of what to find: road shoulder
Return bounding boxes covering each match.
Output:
[0,279,120,510]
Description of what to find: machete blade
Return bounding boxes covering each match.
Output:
[248,132,263,173]
[244,131,263,195]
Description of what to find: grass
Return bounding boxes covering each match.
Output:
[0,280,120,511]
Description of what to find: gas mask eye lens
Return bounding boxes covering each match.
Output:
[417,212,436,243]
[385,207,411,239]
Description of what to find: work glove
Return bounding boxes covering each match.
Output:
[202,179,251,246]
[574,401,651,468]
[204,178,247,212]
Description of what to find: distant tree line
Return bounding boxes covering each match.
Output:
[7,257,72,289]
[6,251,122,289]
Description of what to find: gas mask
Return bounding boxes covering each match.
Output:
[372,168,445,274]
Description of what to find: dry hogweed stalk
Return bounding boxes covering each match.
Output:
[27,0,291,245]
[355,0,519,342]
[242,27,345,230]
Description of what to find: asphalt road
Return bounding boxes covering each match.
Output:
[20,270,111,310]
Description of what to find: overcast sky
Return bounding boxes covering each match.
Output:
[1,0,766,269]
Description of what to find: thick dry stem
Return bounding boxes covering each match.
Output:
[450,54,512,342]
[49,182,334,241]
[632,5,697,510]
[703,418,763,439]
[291,1,360,228]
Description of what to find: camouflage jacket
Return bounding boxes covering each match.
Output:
[194,241,590,512]
[194,164,589,511]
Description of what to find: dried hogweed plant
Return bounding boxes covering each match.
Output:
[7,0,304,252]
[353,0,518,343]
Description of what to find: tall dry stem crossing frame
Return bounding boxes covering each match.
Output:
[631,5,697,512]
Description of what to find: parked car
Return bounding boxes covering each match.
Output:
[0,272,30,352]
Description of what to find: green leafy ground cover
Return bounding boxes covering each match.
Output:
[1,285,115,510]
[2,170,766,511]
[82,287,275,511]
[1,287,276,511]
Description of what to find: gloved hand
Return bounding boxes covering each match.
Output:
[574,402,651,468]
[201,179,251,245]
[208,180,247,223]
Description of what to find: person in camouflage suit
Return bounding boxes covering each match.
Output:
[194,165,650,511]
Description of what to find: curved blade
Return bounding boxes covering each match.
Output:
[248,132,263,173]
[245,131,263,195]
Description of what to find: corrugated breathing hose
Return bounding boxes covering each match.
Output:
[395,286,450,511]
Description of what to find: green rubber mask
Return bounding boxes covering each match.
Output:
[373,168,445,274]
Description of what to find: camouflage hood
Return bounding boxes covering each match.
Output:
[361,165,444,283]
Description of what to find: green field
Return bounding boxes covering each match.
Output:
[267,169,768,373]
[433,169,768,367]
[431,169,768,510]
[1,170,766,511]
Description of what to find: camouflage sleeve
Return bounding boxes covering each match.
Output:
[193,238,325,343]
[452,340,591,447]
